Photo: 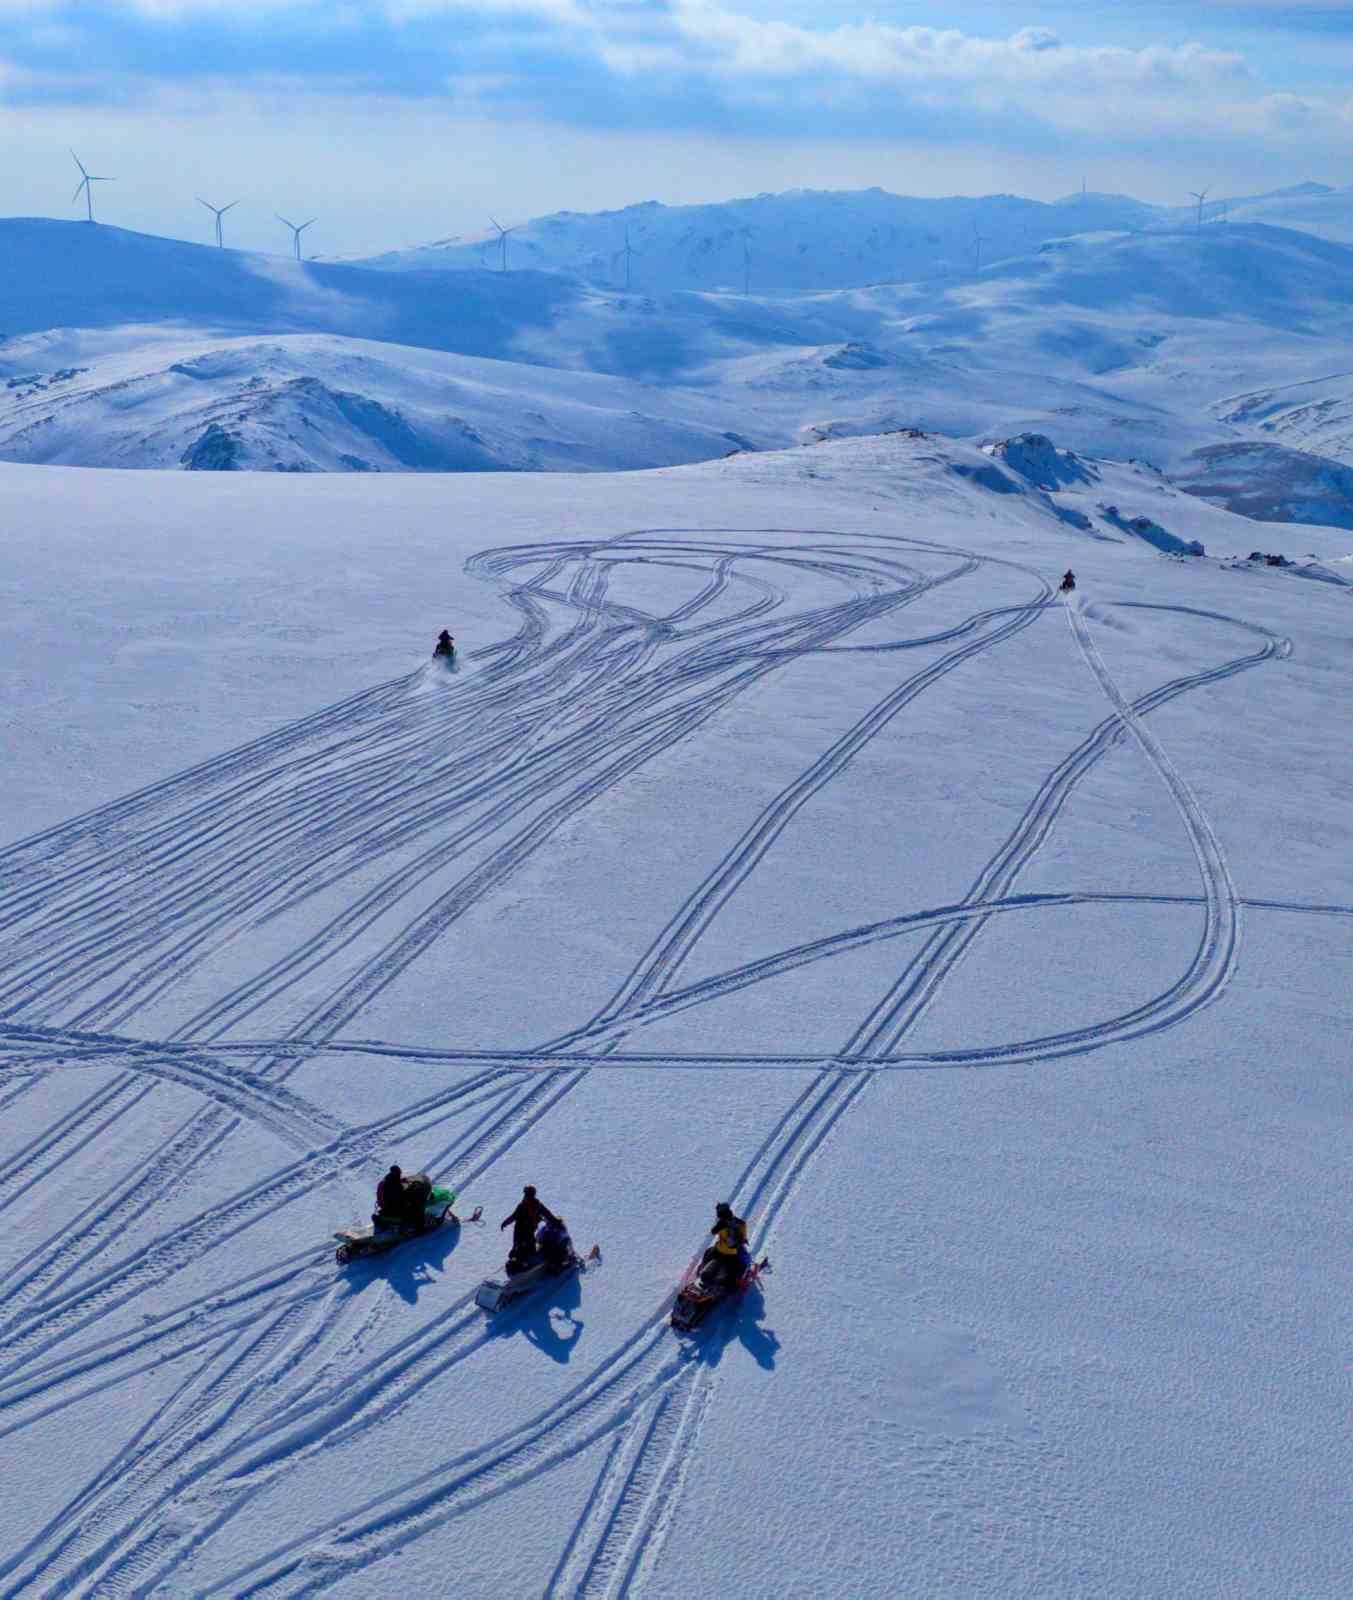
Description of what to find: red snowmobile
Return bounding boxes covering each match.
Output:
[670,1249,769,1332]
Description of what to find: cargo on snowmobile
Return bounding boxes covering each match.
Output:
[334,1171,465,1264]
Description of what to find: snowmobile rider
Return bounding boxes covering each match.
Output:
[701,1202,750,1287]
[1060,570,1076,592]
[375,1164,405,1226]
[501,1185,558,1262]
[435,629,454,655]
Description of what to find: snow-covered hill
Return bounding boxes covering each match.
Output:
[0,432,1348,1596]
[0,334,753,473]
[1221,181,1353,243]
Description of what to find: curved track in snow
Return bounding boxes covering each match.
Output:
[0,528,1314,1598]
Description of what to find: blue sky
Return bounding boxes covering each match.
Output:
[3,0,1351,254]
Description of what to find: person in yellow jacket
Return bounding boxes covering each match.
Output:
[700,1201,750,1289]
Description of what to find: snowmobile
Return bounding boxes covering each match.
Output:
[670,1250,769,1332]
[1059,572,1076,593]
[433,634,456,659]
[334,1173,466,1264]
[475,1221,599,1312]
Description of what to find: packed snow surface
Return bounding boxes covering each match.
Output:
[0,433,1349,1597]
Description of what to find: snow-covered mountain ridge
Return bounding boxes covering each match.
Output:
[351,181,1353,292]
[11,211,1353,530]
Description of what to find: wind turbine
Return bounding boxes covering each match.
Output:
[489,216,518,272]
[198,196,240,248]
[276,213,316,261]
[972,223,988,273]
[70,150,113,224]
[1189,188,1210,232]
[742,236,752,295]
[612,226,642,291]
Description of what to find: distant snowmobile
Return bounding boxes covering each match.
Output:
[1060,571,1076,593]
[475,1216,598,1312]
[670,1249,769,1332]
[334,1173,466,1263]
[433,629,456,659]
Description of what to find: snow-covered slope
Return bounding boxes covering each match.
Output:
[1221,181,1353,243]
[0,334,754,472]
[1173,439,1353,530]
[0,434,1349,1596]
[0,218,584,358]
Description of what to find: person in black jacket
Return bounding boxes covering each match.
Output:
[501,1185,557,1264]
[374,1165,404,1226]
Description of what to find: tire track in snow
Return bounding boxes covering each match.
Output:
[842,604,1282,1060]
[0,544,672,1358]
[198,1069,868,1598]
[545,601,1287,1596]
[0,535,1292,1598]
[7,544,1049,1593]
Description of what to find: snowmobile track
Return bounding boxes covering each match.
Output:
[0,528,1300,1599]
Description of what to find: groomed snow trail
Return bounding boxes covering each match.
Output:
[0,528,1316,1599]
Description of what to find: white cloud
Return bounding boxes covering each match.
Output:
[661,6,1250,97]
[6,0,1353,163]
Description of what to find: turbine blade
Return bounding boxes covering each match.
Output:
[222,200,241,214]
[276,213,295,227]
[70,149,88,178]
[72,181,86,204]
[198,197,214,212]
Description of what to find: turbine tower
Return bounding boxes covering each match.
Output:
[70,150,113,224]
[198,196,240,248]
[1190,188,1210,232]
[742,236,751,295]
[276,213,316,261]
[972,224,988,273]
[489,215,518,272]
[613,226,642,291]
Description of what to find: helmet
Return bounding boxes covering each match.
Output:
[389,1164,402,1178]
[715,1201,732,1219]
[524,1184,537,1197]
